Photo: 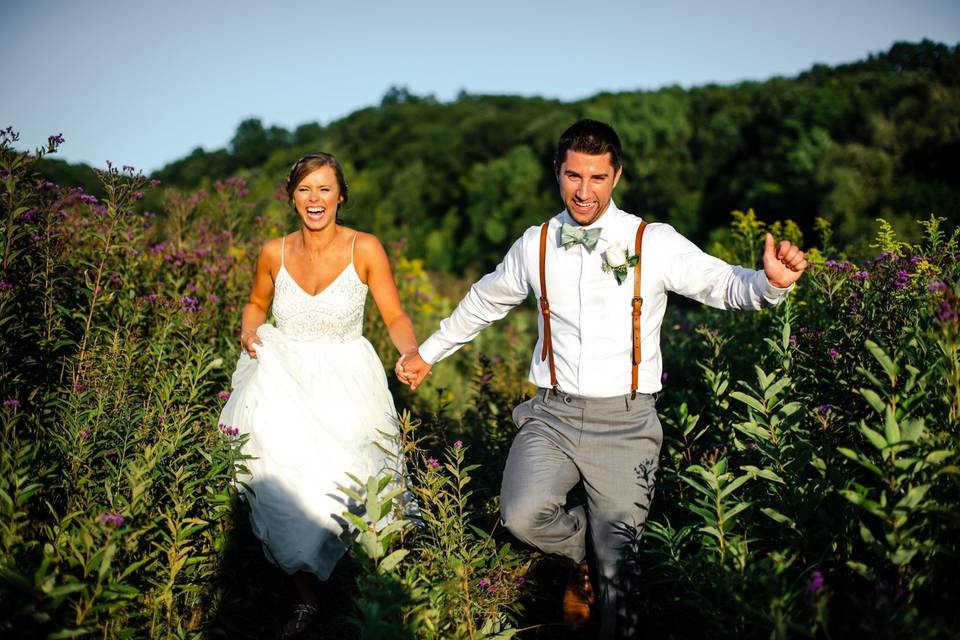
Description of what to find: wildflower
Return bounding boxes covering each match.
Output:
[788,335,797,346]
[936,301,958,324]
[816,404,831,413]
[122,165,136,174]
[827,348,840,360]
[893,270,910,290]
[218,423,239,437]
[150,179,162,187]
[806,570,824,594]
[79,194,98,205]
[208,293,220,303]
[109,274,122,286]
[929,280,948,293]
[79,427,90,439]
[852,271,869,281]
[3,399,20,409]
[477,578,490,588]
[134,191,144,200]
[427,457,440,469]
[516,576,526,586]
[48,133,65,146]
[104,449,116,457]
[480,373,492,382]
[181,295,201,312]
[661,372,668,382]
[453,440,463,449]
[490,355,503,365]
[143,293,159,302]
[0,280,13,291]
[73,382,86,392]
[19,208,39,222]
[217,391,231,401]
[98,513,124,527]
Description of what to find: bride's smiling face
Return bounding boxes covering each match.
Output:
[293,166,344,231]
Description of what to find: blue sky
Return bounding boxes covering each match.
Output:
[3,0,958,173]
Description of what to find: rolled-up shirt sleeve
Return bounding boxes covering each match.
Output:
[655,224,792,310]
[419,235,532,364]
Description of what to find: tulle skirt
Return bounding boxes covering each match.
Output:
[218,324,399,579]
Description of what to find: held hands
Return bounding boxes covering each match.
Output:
[395,350,432,391]
[762,233,808,289]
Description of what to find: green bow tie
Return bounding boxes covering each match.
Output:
[560,223,602,251]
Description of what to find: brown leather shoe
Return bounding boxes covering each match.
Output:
[562,561,596,627]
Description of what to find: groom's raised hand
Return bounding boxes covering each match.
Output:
[762,233,807,289]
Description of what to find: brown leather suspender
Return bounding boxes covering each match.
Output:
[538,223,558,390]
[631,221,648,398]
[538,221,648,397]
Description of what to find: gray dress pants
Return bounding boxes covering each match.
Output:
[500,388,662,639]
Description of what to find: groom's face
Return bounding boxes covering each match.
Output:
[558,150,622,226]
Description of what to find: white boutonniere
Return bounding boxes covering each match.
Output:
[601,243,640,285]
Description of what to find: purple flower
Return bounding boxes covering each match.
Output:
[48,133,65,146]
[79,427,90,439]
[207,293,220,303]
[217,391,231,401]
[122,165,136,174]
[827,348,840,360]
[427,457,440,469]
[806,570,824,594]
[816,404,831,414]
[3,399,20,409]
[929,280,948,293]
[98,513,124,527]
[477,578,490,588]
[150,179,162,187]
[480,373,493,382]
[143,293,159,302]
[788,335,797,346]
[453,440,463,450]
[19,208,39,222]
[910,255,924,265]
[516,576,526,585]
[73,382,86,392]
[0,280,13,292]
[661,372,668,382]
[79,194,98,205]
[218,423,239,437]
[181,295,200,312]
[852,271,869,281]
[936,302,958,324]
[893,270,910,290]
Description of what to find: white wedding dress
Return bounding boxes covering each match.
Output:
[218,234,399,579]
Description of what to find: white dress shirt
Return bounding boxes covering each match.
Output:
[419,201,791,397]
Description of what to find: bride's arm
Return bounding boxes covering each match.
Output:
[240,240,279,357]
[356,233,418,359]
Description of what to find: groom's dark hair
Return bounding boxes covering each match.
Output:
[554,119,623,177]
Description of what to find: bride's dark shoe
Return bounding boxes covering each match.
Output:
[279,603,317,639]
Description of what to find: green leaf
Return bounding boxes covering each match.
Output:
[895,484,931,511]
[377,549,408,574]
[860,424,889,451]
[719,474,751,499]
[859,388,885,414]
[724,501,751,523]
[741,465,786,484]
[883,407,901,445]
[764,377,791,402]
[865,339,898,383]
[729,391,766,415]
[760,507,796,528]
[97,543,116,582]
[925,450,953,465]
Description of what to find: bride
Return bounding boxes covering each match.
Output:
[218,152,419,638]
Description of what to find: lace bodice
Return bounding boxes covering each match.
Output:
[270,237,368,342]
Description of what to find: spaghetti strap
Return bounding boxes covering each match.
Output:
[350,232,359,264]
[280,236,285,267]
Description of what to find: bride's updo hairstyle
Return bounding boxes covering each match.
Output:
[285,152,350,208]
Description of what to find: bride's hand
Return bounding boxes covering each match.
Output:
[241,330,263,358]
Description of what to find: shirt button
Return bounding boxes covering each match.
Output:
[563,396,572,405]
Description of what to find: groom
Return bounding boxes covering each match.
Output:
[399,119,806,638]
